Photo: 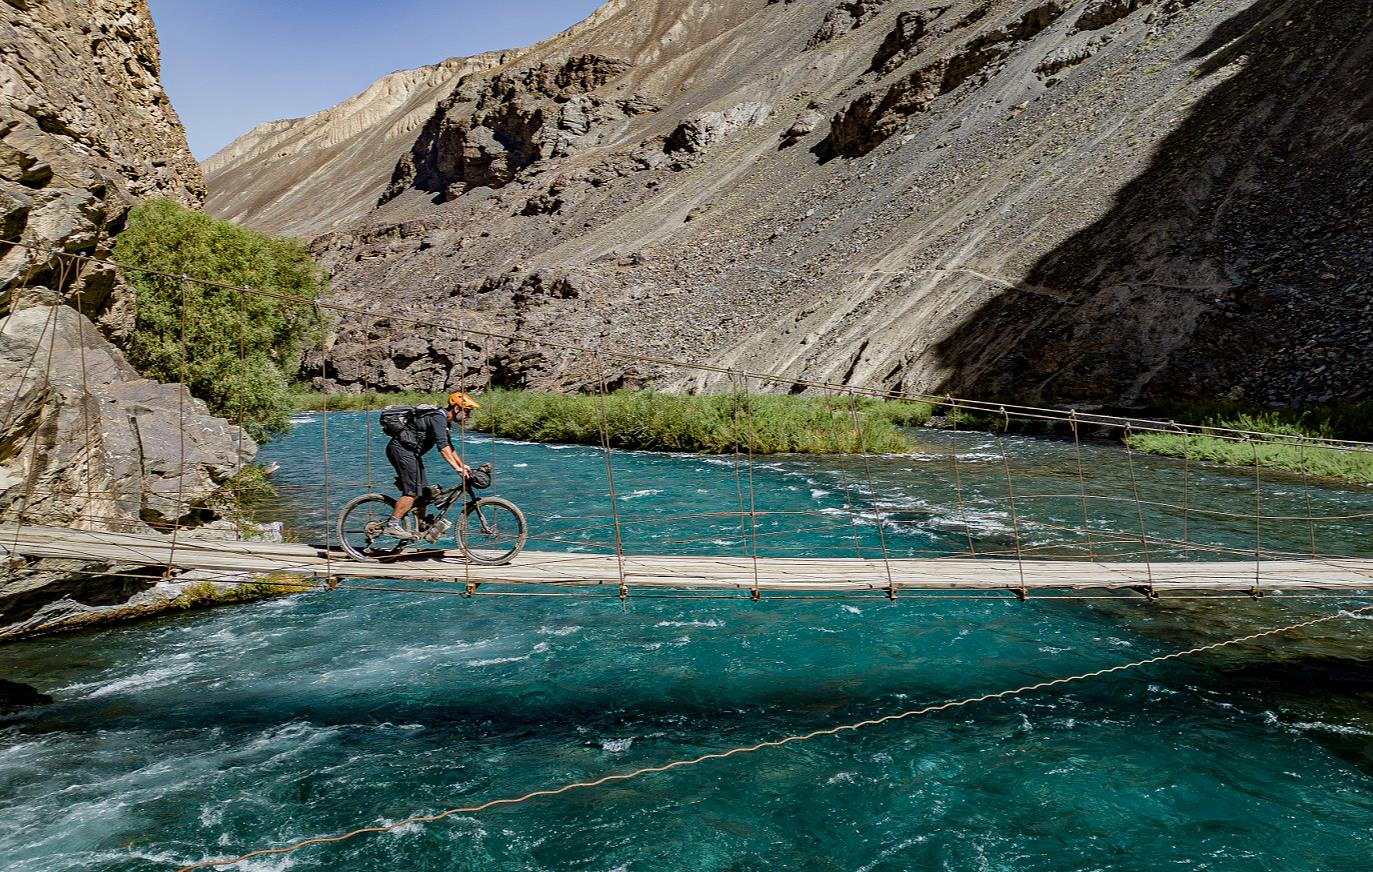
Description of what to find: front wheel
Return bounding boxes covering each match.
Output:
[458,497,527,565]
[337,493,412,561]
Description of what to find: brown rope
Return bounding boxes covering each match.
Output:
[1069,411,1096,560]
[821,387,865,557]
[11,250,75,535]
[1176,422,1192,558]
[992,408,1027,598]
[1299,436,1316,557]
[735,373,762,598]
[947,397,976,556]
[171,603,1373,872]
[1122,425,1154,593]
[846,389,896,599]
[1252,439,1262,593]
[593,355,628,602]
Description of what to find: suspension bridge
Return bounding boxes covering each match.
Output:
[4,244,1373,602]
[6,246,1373,872]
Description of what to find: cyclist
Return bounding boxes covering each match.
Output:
[383,391,479,540]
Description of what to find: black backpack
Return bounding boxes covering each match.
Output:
[379,404,439,449]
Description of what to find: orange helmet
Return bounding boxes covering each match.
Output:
[447,390,480,410]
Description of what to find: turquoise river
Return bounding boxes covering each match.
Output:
[2,411,1372,870]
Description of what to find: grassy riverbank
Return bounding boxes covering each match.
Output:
[1124,411,1373,484]
[290,388,932,454]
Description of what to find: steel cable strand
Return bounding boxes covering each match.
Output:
[1069,411,1096,560]
[170,603,1373,872]
[947,397,977,556]
[1122,425,1155,594]
[2,252,58,553]
[738,373,762,598]
[992,409,1027,597]
[10,253,73,541]
[823,387,866,558]
[593,355,628,603]
[846,389,896,598]
[728,373,751,565]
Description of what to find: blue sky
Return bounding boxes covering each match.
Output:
[147,1,605,161]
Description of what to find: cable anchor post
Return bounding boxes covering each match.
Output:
[465,580,478,597]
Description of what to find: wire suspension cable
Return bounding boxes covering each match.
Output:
[171,604,1373,872]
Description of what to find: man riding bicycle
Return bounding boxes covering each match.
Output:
[383,391,479,540]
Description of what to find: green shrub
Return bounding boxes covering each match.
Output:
[114,200,329,439]
[1126,430,1373,484]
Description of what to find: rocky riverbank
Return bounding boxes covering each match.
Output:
[2,0,269,644]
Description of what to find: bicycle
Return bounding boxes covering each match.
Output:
[335,463,527,565]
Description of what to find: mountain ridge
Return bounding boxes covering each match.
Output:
[208,0,1373,406]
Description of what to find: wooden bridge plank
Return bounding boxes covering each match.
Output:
[5,526,1372,593]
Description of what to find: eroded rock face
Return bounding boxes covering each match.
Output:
[1,0,203,339]
[386,55,640,202]
[1,304,256,530]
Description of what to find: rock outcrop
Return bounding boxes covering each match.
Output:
[203,51,518,237]
[1,0,203,339]
[1,305,254,531]
[2,0,258,641]
[385,54,645,202]
[0,678,52,713]
[216,0,1372,407]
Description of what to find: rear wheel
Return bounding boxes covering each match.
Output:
[337,494,413,561]
[457,497,527,565]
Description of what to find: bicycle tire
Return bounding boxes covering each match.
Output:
[336,493,412,562]
[457,497,527,566]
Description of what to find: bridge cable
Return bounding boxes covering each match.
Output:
[993,408,1028,596]
[847,388,896,599]
[821,386,865,558]
[594,354,629,603]
[946,397,977,557]
[1121,425,1155,593]
[1069,410,1096,561]
[170,603,1373,872]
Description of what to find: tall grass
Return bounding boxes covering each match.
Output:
[472,389,932,454]
[1126,415,1373,484]
[290,388,932,454]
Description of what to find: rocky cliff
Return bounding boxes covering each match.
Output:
[214,0,1371,407]
[203,51,520,238]
[2,0,257,641]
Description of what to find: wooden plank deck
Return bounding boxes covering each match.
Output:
[6,525,1373,593]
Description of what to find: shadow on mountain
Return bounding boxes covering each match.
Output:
[934,0,1373,405]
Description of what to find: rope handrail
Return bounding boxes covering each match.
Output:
[169,604,1373,871]
[9,242,1373,451]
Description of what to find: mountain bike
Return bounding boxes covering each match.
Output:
[335,463,527,565]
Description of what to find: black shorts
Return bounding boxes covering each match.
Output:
[386,439,427,497]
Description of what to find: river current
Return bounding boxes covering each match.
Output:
[3,412,1372,870]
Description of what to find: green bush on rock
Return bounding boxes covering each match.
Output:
[114,200,328,439]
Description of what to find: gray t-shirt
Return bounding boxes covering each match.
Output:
[408,408,452,455]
